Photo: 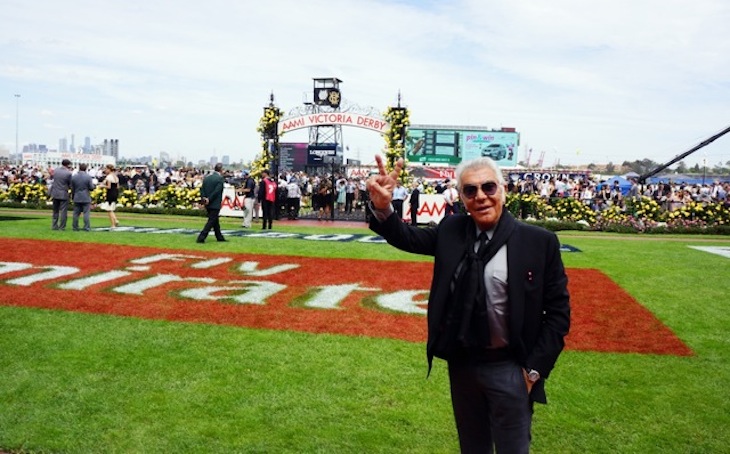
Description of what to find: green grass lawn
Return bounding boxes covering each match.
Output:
[1,209,729,453]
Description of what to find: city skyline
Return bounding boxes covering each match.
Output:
[1,0,729,169]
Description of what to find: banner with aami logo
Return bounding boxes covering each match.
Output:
[220,189,450,224]
[0,239,692,356]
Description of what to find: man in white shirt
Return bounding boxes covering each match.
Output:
[392,181,408,220]
[443,180,459,217]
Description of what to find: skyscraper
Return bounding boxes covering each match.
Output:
[102,139,119,159]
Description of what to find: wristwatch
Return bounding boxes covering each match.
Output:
[527,369,541,383]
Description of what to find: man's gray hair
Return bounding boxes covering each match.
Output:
[454,157,506,204]
[454,157,505,189]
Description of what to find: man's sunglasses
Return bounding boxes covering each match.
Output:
[461,181,499,198]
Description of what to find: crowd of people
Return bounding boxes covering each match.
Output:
[231,169,374,224]
[507,175,729,211]
[2,163,729,226]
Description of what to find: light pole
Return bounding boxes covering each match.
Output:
[14,94,20,163]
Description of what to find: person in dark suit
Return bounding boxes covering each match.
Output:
[366,155,570,453]
[408,181,420,225]
[196,163,226,243]
[70,163,96,231]
[49,159,73,230]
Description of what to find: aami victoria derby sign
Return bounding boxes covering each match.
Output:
[278,113,389,135]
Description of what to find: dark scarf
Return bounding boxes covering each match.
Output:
[433,211,518,359]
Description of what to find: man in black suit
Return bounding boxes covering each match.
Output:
[367,155,570,453]
[408,181,420,225]
[196,163,226,243]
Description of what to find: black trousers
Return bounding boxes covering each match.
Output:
[261,200,275,229]
[345,193,355,213]
[448,359,533,454]
[392,199,404,219]
[198,208,224,241]
[286,198,300,219]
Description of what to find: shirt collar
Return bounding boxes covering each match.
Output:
[474,224,496,241]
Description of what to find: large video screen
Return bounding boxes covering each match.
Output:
[405,127,519,166]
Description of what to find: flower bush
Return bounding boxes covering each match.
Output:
[502,191,730,233]
[551,197,598,224]
[506,193,596,224]
[2,183,204,210]
[625,196,665,222]
[6,182,48,204]
[667,200,730,226]
[383,106,410,181]
[252,105,284,177]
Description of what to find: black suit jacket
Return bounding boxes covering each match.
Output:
[370,210,570,403]
[200,172,224,210]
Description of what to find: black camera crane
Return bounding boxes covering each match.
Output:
[638,125,730,184]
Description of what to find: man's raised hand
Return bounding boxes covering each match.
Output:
[366,155,404,210]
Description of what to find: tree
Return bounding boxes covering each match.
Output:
[605,162,615,174]
[621,159,660,175]
[675,160,688,174]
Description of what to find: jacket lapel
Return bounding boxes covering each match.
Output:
[506,228,526,350]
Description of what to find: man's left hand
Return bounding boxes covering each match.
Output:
[522,368,535,394]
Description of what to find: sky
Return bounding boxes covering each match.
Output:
[1,0,729,169]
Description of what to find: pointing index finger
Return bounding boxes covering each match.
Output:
[375,155,387,176]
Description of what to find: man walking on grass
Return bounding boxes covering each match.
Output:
[196,163,227,243]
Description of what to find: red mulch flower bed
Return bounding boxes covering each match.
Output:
[0,239,691,356]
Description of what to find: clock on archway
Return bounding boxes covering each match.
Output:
[314,88,341,108]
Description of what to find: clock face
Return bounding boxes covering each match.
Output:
[316,89,329,101]
[327,90,341,106]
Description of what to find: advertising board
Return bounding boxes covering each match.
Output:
[406,126,519,166]
[278,143,309,172]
